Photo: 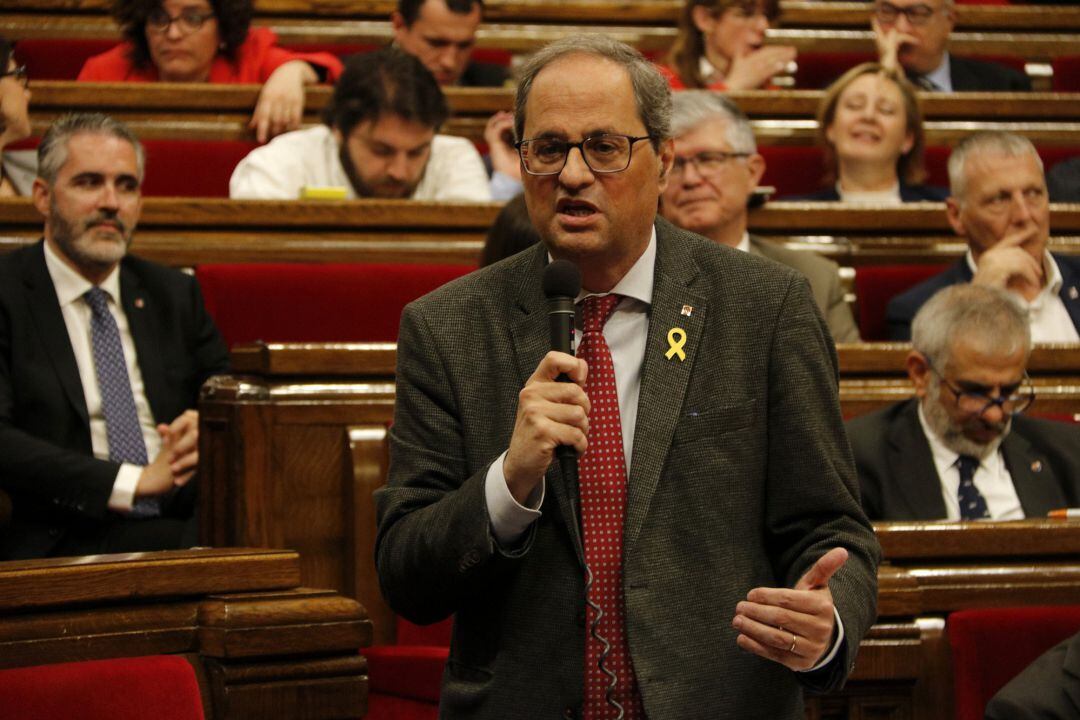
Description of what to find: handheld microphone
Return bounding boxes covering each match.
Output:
[542,259,581,474]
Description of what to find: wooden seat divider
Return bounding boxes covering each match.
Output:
[0,547,372,719]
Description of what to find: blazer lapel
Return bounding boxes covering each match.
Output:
[1054,255,1080,332]
[890,400,949,520]
[23,241,88,424]
[508,246,586,563]
[120,261,168,424]
[623,221,706,555]
[1001,431,1066,517]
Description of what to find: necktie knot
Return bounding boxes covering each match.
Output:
[581,294,621,336]
[84,286,110,315]
[957,455,980,482]
[915,75,937,91]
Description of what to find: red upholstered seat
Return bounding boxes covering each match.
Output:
[141,139,258,197]
[1053,56,1080,92]
[15,38,117,80]
[0,655,205,720]
[759,146,826,197]
[854,264,949,341]
[949,605,1080,720]
[793,52,876,90]
[195,263,476,347]
[363,616,453,720]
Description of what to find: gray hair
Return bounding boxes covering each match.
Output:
[513,34,671,151]
[947,131,1043,203]
[670,90,756,154]
[37,113,145,185]
[912,284,1031,371]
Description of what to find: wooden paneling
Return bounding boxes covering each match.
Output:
[0,548,371,719]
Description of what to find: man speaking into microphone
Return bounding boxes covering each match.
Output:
[375,35,880,720]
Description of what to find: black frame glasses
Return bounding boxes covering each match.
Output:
[875,2,942,27]
[515,134,654,176]
[146,8,216,34]
[925,358,1035,417]
[670,151,751,177]
[0,64,28,89]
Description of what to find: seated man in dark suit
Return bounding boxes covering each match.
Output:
[849,284,1080,521]
[887,131,1080,341]
[872,0,1031,91]
[659,90,859,342]
[0,112,229,560]
[986,631,1080,719]
[391,0,507,87]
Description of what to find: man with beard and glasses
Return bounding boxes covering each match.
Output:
[848,284,1080,522]
[0,113,229,559]
[230,46,491,201]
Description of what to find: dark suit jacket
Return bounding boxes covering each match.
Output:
[786,183,949,203]
[986,631,1080,720]
[885,254,1080,340]
[375,218,880,720]
[0,241,229,559]
[459,60,509,87]
[946,54,1032,92]
[748,235,860,342]
[847,398,1080,521]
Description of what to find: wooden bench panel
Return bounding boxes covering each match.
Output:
[0,548,371,719]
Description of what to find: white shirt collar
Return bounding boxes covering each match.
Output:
[836,181,902,204]
[568,225,657,307]
[924,53,953,92]
[735,232,751,253]
[43,239,122,307]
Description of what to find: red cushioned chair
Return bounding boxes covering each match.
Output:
[853,264,950,341]
[195,263,476,347]
[364,617,453,720]
[793,52,876,90]
[0,655,207,720]
[141,139,258,197]
[759,146,827,198]
[1052,56,1080,92]
[15,39,117,80]
[949,605,1080,720]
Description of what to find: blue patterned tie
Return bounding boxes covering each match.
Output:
[956,455,990,520]
[85,287,160,517]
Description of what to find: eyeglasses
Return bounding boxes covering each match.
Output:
[926,359,1035,417]
[875,2,942,27]
[515,134,654,176]
[146,7,216,34]
[670,151,750,178]
[0,64,28,89]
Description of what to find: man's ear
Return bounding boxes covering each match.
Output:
[31,178,50,219]
[657,138,675,191]
[906,350,932,398]
[945,196,966,238]
[390,11,407,39]
[746,152,766,188]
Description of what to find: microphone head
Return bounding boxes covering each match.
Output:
[542,259,581,299]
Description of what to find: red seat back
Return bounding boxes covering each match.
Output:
[760,146,826,197]
[1053,56,1080,92]
[15,38,117,80]
[949,605,1080,720]
[141,139,258,197]
[854,264,949,341]
[195,262,476,347]
[0,655,205,720]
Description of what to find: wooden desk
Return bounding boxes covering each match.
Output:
[0,547,371,719]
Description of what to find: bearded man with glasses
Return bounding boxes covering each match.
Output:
[871,0,1030,91]
[658,90,859,342]
[848,283,1080,522]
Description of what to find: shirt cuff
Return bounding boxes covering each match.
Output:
[799,606,845,673]
[490,171,523,201]
[107,463,142,512]
[485,450,544,546]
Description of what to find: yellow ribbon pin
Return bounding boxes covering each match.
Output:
[666,327,687,361]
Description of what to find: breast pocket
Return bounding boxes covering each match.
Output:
[671,400,756,447]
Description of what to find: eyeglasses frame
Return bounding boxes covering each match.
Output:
[923,356,1035,418]
[514,133,655,176]
[146,8,217,35]
[670,150,751,178]
[0,64,28,89]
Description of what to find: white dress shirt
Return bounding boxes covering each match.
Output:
[967,249,1080,343]
[483,226,844,671]
[836,182,903,205]
[43,241,159,512]
[917,403,1025,520]
[228,124,493,201]
[920,54,954,92]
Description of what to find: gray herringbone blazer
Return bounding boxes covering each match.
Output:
[376,218,880,720]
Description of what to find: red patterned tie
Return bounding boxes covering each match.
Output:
[578,294,642,720]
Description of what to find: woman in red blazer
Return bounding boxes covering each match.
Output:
[79,0,343,141]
